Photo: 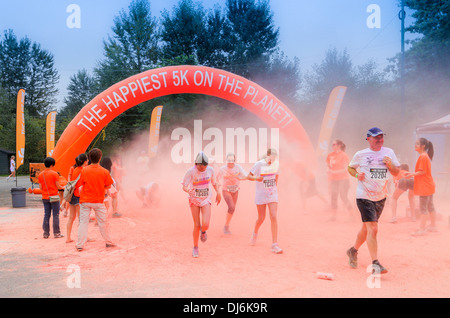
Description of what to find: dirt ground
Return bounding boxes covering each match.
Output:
[1,173,449,300]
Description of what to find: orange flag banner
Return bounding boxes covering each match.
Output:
[148,106,163,158]
[16,89,26,170]
[316,86,347,157]
[46,111,57,157]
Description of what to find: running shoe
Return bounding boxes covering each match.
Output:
[346,247,358,269]
[426,226,438,232]
[411,229,426,236]
[250,232,258,246]
[223,225,231,235]
[192,247,199,258]
[372,260,388,274]
[271,243,283,254]
[200,231,207,242]
[389,217,397,223]
[54,233,64,238]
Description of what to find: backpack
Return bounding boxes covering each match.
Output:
[63,173,81,202]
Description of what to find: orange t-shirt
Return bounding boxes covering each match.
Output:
[79,164,113,203]
[68,166,83,197]
[58,175,67,190]
[413,152,435,196]
[326,151,350,180]
[38,169,60,200]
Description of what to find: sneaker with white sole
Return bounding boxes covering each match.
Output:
[192,247,199,258]
[223,225,231,235]
[271,243,283,254]
[250,232,257,246]
[372,260,388,274]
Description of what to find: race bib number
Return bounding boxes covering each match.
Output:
[370,168,387,179]
[263,178,276,188]
[195,188,209,197]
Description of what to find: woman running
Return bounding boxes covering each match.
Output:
[247,148,282,254]
[217,153,247,234]
[182,152,221,258]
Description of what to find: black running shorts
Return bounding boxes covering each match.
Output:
[356,198,386,222]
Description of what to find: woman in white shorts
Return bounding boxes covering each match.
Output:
[247,148,282,254]
[217,153,247,235]
[7,155,16,181]
[182,152,221,258]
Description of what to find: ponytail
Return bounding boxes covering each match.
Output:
[427,140,434,161]
[419,138,434,161]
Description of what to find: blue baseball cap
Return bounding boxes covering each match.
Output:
[367,127,385,137]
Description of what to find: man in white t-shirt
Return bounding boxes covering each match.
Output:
[346,127,400,274]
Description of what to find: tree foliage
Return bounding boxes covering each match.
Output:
[95,0,159,89]
[0,29,59,117]
[404,0,450,78]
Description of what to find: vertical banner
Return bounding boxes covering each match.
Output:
[16,89,26,170]
[46,111,57,157]
[316,86,347,157]
[148,105,163,158]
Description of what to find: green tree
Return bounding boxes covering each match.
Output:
[0,29,29,101]
[94,0,161,149]
[252,51,302,106]
[160,0,206,65]
[0,29,59,117]
[404,0,450,77]
[60,69,98,118]
[224,0,279,78]
[304,48,356,102]
[95,0,159,89]
[199,5,233,68]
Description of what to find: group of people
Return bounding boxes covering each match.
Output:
[34,125,438,273]
[37,148,119,251]
[182,148,282,258]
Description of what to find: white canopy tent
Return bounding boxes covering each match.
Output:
[415,114,450,196]
[416,114,450,135]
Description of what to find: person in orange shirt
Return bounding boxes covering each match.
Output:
[76,148,116,251]
[66,153,88,243]
[406,138,437,235]
[326,139,353,221]
[38,157,64,239]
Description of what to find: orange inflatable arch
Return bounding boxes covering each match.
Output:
[53,65,315,177]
